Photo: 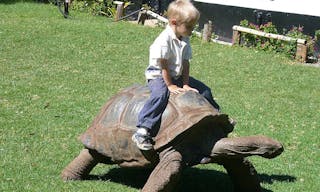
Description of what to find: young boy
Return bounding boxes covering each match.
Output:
[132,0,220,150]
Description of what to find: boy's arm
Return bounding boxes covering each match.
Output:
[160,59,185,94]
[182,60,198,92]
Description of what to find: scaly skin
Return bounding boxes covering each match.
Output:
[142,148,183,192]
[61,149,99,180]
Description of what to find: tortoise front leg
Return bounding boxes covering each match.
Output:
[221,158,262,192]
[61,148,100,180]
[142,148,183,192]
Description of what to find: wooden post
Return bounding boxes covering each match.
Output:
[232,30,241,45]
[137,9,147,25]
[295,43,307,63]
[202,20,213,42]
[114,1,124,22]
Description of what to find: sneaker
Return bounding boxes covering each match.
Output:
[132,132,154,150]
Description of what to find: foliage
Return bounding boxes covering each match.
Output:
[315,29,320,40]
[286,26,316,58]
[1,2,320,192]
[71,0,131,17]
[239,20,283,52]
[239,19,318,60]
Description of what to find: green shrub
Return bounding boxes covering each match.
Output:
[70,0,131,18]
[70,0,111,16]
[239,19,318,60]
[315,29,320,40]
[286,26,315,59]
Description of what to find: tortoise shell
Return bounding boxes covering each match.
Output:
[79,85,232,166]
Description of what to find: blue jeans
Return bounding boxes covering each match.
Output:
[137,77,220,131]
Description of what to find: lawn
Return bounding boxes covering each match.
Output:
[0,1,319,192]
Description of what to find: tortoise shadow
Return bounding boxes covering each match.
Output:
[88,167,296,192]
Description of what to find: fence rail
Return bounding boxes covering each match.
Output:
[232,25,307,62]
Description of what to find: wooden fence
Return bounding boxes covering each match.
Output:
[113,1,308,62]
[232,25,307,62]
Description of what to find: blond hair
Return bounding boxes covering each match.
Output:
[167,0,200,24]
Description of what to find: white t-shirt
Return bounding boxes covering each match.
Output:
[145,25,192,80]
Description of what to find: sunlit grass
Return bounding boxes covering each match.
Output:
[1,2,319,192]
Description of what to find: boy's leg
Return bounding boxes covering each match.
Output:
[137,78,170,130]
[133,78,170,150]
[188,77,220,111]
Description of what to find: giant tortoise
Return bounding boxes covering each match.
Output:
[61,85,284,191]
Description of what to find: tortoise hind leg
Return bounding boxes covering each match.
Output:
[61,148,101,181]
[221,158,262,192]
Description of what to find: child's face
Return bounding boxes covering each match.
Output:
[175,20,197,37]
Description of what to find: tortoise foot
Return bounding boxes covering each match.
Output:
[61,167,83,181]
[61,148,99,181]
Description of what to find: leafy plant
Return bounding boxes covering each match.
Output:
[239,20,317,61]
[315,29,320,40]
[71,0,131,18]
[239,19,282,52]
[286,26,315,59]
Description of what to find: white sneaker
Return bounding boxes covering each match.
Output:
[131,132,154,150]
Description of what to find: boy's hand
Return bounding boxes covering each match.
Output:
[183,85,199,93]
[168,85,185,94]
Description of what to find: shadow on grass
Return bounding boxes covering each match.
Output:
[88,167,296,192]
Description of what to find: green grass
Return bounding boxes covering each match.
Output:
[1,2,319,192]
